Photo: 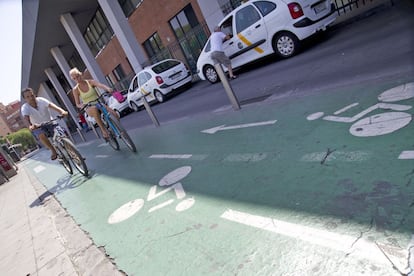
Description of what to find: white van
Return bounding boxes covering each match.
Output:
[196,0,337,83]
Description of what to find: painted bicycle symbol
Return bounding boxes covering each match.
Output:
[307,83,414,137]
[108,166,195,224]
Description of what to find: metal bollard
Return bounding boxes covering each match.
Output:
[142,95,160,127]
[214,63,241,110]
[76,128,86,142]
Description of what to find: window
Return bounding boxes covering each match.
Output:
[235,5,261,33]
[112,65,126,82]
[170,5,199,40]
[151,60,180,74]
[138,72,150,86]
[219,0,243,16]
[131,77,138,91]
[118,0,143,17]
[143,33,165,58]
[68,51,86,72]
[142,33,171,64]
[105,75,114,87]
[84,8,114,56]
[169,4,208,72]
[221,16,234,37]
[254,1,277,16]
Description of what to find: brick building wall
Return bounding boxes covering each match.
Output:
[128,0,205,45]
[0,101,25,137]
[95,0,207,86]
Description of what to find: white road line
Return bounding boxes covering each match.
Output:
[213,105,232,113]
[301,151,370,162]
[334,103,359,115]
[34,165,46,173]
[201,120,277,134]
[224,153,267,162]
[150,154,193,159]
[148,199,174,213]
[96,155,110,158]
[398,151,414,159]
[220,209,408,269]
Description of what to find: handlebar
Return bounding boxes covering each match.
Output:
[38,115,64,128]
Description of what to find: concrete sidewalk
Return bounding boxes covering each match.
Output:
[0,164,124,276]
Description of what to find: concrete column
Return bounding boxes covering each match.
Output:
[50,46,76,88]
[197,0,224,32]
[44,68,80,129]
[60,13,107,88]
[38,82,73,138]
[38,83,58,105]
[98,0,145,74]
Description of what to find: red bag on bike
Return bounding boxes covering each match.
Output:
[113,91,125,103]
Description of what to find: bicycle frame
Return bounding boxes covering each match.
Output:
[82,92,137,153]
[41,117,89,176]
[52,124,68,143]
[95,102,121,137]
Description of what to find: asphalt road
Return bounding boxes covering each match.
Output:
[117,0,414,131]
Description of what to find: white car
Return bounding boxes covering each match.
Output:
[197,0,337,83]
[127,59,192,111]
[106,90,131,117]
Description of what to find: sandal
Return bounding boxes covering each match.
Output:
[51,152,58,160]
[102,131,110,140]
[230,75,237,80]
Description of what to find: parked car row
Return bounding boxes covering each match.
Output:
[100,58,193,119]
[106,0,337,117]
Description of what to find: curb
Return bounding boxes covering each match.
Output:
[21,165,126,275]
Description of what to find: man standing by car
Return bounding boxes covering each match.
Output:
[210,26,237,80]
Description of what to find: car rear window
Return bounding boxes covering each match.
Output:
[152,60,180,73]
[254,1,276,16]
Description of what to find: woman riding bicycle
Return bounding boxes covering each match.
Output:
[70,67,119,140]
[21,88,68,160]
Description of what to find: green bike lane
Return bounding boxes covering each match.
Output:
[22,80,414,275]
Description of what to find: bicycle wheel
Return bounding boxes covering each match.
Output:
[56,143,73,174]
[106,124,120,151]
[62,138,89,176]
[108,117,137,152]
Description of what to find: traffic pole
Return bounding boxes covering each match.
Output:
[214,63,240,110]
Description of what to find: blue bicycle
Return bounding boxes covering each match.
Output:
[83,93,137,153]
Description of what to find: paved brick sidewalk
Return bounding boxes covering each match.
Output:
[0,163,124,275]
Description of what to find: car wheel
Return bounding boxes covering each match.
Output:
[130,101,139,112]
[154,90,165,103]
[273,32,299,58]
[203,65,218,84]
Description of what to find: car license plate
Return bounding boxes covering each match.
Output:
[171,73,181,80]
[314,2,326,14]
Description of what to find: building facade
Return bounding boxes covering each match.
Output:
[22,0,249,131]
[0,101,26,137]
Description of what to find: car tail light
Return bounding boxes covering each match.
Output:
[288,3,304,19]
[155,76,164,85]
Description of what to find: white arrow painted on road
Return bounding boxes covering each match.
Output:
[201,120,277,134]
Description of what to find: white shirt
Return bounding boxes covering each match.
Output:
[21,97,52,125]
[210,31,226,52]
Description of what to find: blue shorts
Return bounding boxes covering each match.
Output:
[32,124,56,140]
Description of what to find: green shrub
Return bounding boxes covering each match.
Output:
[7,128,37,151]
